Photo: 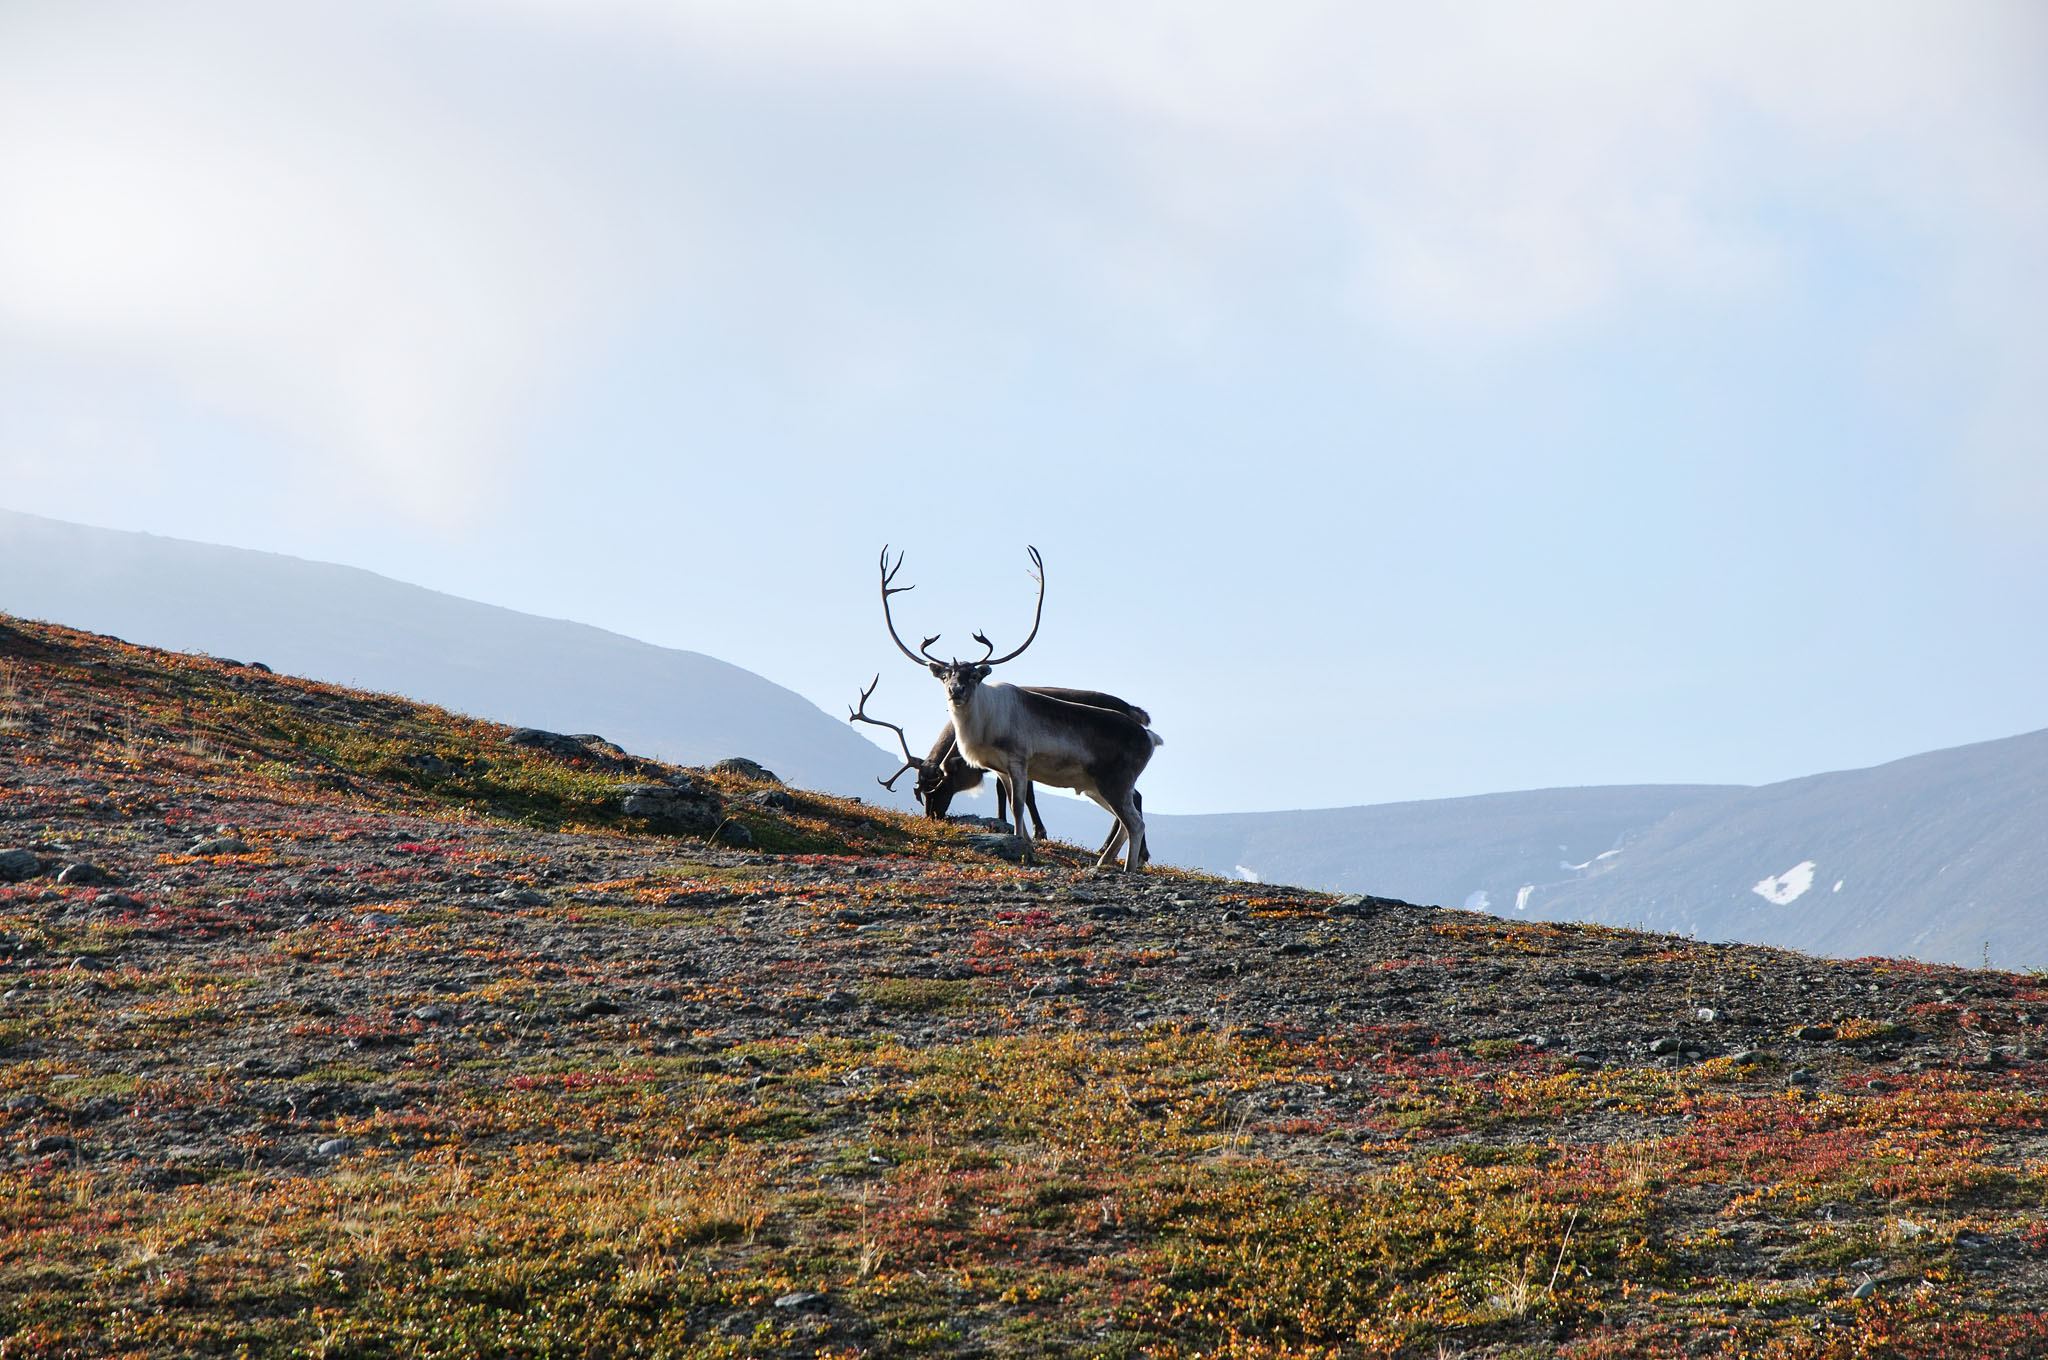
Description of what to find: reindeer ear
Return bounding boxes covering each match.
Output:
[928,662,945,678]
[974,665,991,680]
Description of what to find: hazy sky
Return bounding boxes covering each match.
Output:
[3,2,2045,813]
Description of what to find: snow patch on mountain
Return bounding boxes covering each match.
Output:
[1753,861,1817,907]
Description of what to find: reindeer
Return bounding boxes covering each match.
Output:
[876,546,1160,871]
[850,677,1153,862]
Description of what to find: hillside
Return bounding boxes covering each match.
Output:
[1522,729,2048,968]
[0,508,914,806]
[3,615,2046,1358]
[1104,729,2048,970]
[1115,785,1741,907]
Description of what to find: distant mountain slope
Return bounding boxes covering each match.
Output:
[0,508,913,804]
[1058,728,2046,970]
[1103,785,1742,906]
[1521,726,2048,969]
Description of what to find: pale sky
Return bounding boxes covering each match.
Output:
[3,2,2045,813]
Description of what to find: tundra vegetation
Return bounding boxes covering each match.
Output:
[1,614,2045,1358]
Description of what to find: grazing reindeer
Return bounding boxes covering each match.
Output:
[850,674,1021,828]
[877,546,1160,871]
[850,677,1153,862]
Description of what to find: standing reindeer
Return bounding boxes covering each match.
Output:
[850,677,1153,862]
[876,546,1160,871]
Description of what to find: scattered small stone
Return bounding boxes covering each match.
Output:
[30,1135,76,1155]
[1731,1049,1765,1065]
[0,850,43,882]
[315,1138,353,1159]
[746,788,798,811]
[56,862,111,886]
[1788,1069,1819,1086]
[1277,941,1315,956]
[1649,1037,1681,1056]
[190,837,250,857]
[411,1004,454,1023]
[575,998,622,1018]
[1794,1024,1834,1041]
[1520,1034,1553,1050]
[1695,1007,1719,1023]
[360,912,402,929]
[774,1291,829,1314]
[1851,1280,1880,1300]
[1088,904,1137,920]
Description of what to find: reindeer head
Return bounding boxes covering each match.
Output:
[879,546,1044,710]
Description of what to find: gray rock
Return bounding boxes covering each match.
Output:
[746,788,798,812]
[617,784,723,835]
[495,888,550,906]
[774,1290,829,1314]
[410,1004,453,1023]
[399,753,457,778]
[56,862,111,886]
[1789,1069,1819,1086]
[1695,1007,1719,1023]
[1794,1025,1834,1041]
[190,837,250,857]
[715,820,756,848]
[963,833,1031,862]
[315,1137,353,1159]
[360,911,401,929]
[1649,1037,1681,1056]
[1851,1279,1880,1300]
[0,850,42,882]
[712,758,780,784]
[507,728,588,758]
[1087,904,1137,920]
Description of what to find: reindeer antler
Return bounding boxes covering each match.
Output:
[847,674,924,790]
[879,546,945,665]
[979,545,1045,666]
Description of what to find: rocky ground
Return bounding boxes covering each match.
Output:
[2,614,2045,1358]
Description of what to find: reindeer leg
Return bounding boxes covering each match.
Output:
[1112,787,1146,872]
[1005,761,1034,857]
[994,777,1010,831]
[1024,781,1048,839]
